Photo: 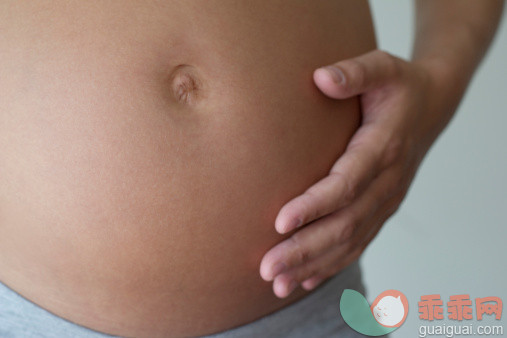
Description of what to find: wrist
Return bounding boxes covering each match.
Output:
[414,56,471,103]
[411,20,481,116]
[410,57,466,158]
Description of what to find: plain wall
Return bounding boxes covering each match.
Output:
[361,1,507,337]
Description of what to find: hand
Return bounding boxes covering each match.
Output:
[259,49,452,298]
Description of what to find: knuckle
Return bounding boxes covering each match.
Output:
[337,216,358,244]
[386,191,405,217]
[382,135,405,168]
[301,190,321,222]
[342,239,357,255]
[330,170,357,204]
[289,233,311,264]
[376,49,402,78]
[393,175,410,199]
[341,59,366,88]
[383,180,400,202]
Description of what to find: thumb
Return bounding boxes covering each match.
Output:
[313,49,402,99]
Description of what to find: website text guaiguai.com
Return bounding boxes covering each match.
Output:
[419,324,503,337]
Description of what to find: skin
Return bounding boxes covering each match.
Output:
[260,0,505,298]
[2,0,501,336]
[0,1,375,337]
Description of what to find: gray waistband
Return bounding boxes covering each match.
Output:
[0,260,365,338]
[203,260,365,338]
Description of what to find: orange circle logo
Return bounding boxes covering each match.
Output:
[370,289,409,328]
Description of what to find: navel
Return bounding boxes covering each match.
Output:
[169,64,203,105]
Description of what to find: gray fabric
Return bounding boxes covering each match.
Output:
[204,260,366,338]
[0,283,116,338]
[0,260,366,338]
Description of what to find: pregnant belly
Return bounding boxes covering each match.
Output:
[0,1,376,336]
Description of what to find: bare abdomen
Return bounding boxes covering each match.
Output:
[0,1,376,336]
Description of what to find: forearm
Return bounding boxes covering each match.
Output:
[412,0,503,84]
[411,0,504,143]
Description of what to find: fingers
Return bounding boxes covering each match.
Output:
[278,205,383,291]
[276,122,393,234]
[261,160,405,297]
[275,236,358,293]
[262,161,401,283]
[313,49,404,99]
[272,232,368,298]
[261,209,361,281]
[275,192,402,298]
[299,192,404,292]
[300,248,363,291]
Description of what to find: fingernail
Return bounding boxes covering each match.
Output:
[323,66,345,85]
[287,218,303,232]
[287,280,298,295]
[271,262,287,278]
[302,276,324,291]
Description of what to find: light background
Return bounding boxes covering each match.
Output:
[361,1,507,337]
